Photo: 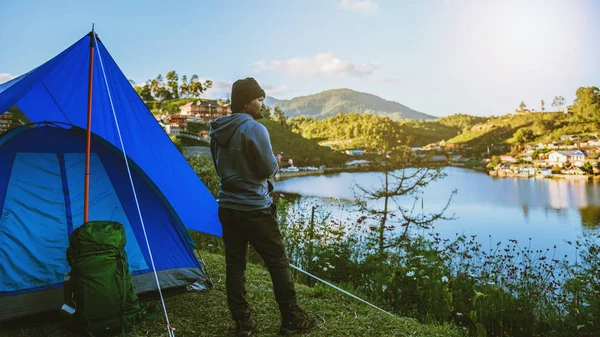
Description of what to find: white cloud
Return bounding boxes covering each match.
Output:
[201,79,234,99]
[339,0,378,15]
[252,53,378,78]
[201,79,289,99]
[0,73,16,84]
[262,84,291,96]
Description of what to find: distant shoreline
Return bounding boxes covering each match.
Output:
[274,163,485,181]
[488,171,597,181]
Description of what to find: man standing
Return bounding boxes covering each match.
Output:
[209,77,318,336]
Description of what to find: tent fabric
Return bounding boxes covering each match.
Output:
[0,32,221,237]
[0,125,208,320]
[0,152,147,293]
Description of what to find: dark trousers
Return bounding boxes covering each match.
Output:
[218,204,298,320]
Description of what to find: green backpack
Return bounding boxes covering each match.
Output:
[65,221,153,336]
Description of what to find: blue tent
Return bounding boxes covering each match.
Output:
[0,31,221,320]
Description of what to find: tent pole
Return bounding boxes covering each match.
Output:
[84,27,95,224]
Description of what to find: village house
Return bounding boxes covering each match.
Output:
[345,159,370,169]
[500,154,518,163]
[547,150,585,167]
[345,149,365,156]
[560,135,577,141]
[588,139,600,147]
[450,155,470,165]
[0,112,14,133]
[546,141,565,150]
[516,153,533,162]
[421,143,442,151]
[430,155,447,162]
[179,100,232,122]
[169,114,190,130]
[275,153,294,168]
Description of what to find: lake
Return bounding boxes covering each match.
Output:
[273,167,600,261]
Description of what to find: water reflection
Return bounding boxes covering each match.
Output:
[579,205,600,231]
[273,167,600,260]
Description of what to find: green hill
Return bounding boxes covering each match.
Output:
[258,118,349,167]
[447,112,600,154]
[266,88,434,121]
[289,113,459,151]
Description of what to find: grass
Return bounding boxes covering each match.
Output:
[0,251,461,337]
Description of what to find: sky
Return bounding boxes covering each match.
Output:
[1,0,599,117]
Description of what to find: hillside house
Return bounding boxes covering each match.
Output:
[0,112,14,133]
[179,100,232,122]
[588,139,600,147]
[169,114,191,130]
[547,150,585,167]
[275,153,294,168]
[500,154,518,163]
[451,155,470,164]
[430,155,447,162]
[345,159,370,168]
[345,149,365,156]
[516,153,533,162]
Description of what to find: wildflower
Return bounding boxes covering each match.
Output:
[312,256,319,262]
[406,271,415,277]
[441,276,449,282]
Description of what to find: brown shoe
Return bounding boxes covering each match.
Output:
[235,313,258,337]
[280,308,319,335]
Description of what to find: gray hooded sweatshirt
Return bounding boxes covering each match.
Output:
[209,113,279,211]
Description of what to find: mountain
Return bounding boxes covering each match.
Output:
[265,88,435,120]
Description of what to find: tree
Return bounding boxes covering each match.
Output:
[262,105,272,119]
[487,155,501,169]
[552,96,565,112]
[573,86,600,120]
[150,74,172,100]
[180,75,189,98]
[134,84,154,102]
[166,71,179,99]
[541,100,545,112]
[351,153,456,256]
[188,75,212,98]
[514,128,534,144]
[582,161,594,174]
[273,107,287,127]
[519,101,527,111]
[169,135,183,153]
[533,119,551,135]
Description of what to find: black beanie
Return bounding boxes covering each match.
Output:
[230,77,266,113]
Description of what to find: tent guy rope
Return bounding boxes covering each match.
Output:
[289,264,395,317]
[92,31,176,337]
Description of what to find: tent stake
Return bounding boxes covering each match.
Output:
[84,26,95,224]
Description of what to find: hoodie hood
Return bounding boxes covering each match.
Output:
[209,113,253,147]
